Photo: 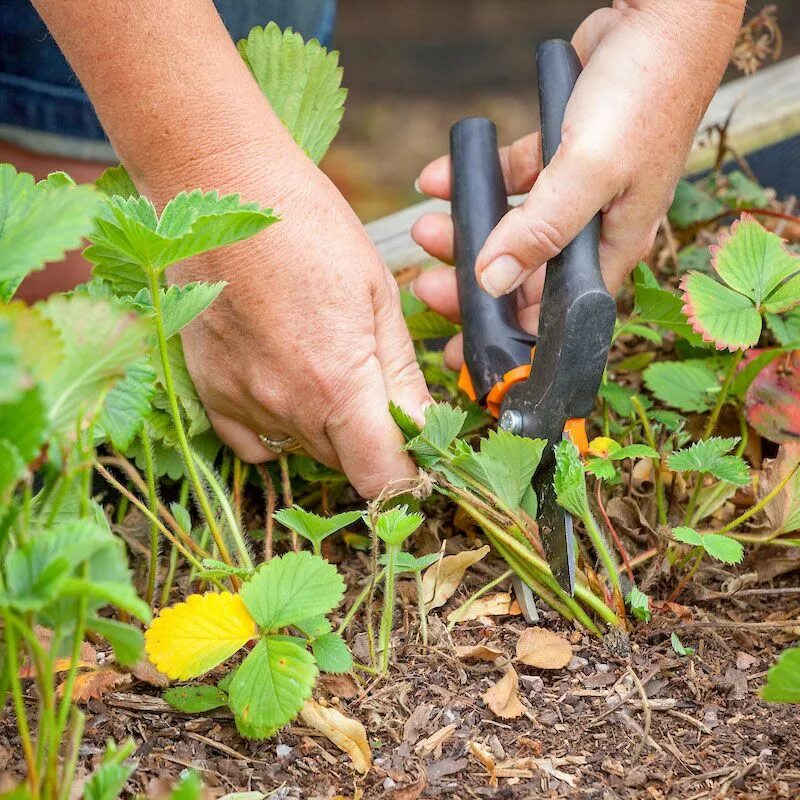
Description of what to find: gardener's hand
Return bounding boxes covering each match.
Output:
[411,0,744,369]
[33,0,431,498]
[176,154,431,498]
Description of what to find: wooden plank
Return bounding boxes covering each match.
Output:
[368,56,800,272]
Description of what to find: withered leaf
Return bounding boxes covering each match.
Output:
[58,666,131,702]
[454,644,505,663]
[760,442,800,536]
[299,699,371,775]
[516,627,573,670]
[482,666,525,719]
[421,545,490,609]
[447,592,513,624]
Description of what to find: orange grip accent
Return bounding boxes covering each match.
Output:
[458,365,477,402]
[485,363,532,417]
[564,418,589,455]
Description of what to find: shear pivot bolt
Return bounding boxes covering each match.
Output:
[498,409,523,435]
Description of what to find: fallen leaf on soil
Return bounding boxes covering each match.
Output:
[745,350,800,443]
[482,666,525,719]
[736,651,757,670]
[57,666,131,701]
[446,592,512,624]
[421,545,490,608]
[318,673,360,700]
[299,699,371,775]
[754,545,800,581]
[759,442,800,535]
[516,627,573,670]
[468,741,497,787]
[131,657,169,687]
[454,644,505,663]
[414,723,457,756]
[20,628,98,678]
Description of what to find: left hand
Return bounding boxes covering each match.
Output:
[410,0,745,370]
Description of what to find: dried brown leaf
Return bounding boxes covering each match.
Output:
[299,699,371,775]
[454,644,505,663]
[482,666,525,719]
[516,627,573,670]
[759,442,800,536]
[447,592,512,624]
[58,667,131,702]
[131,657,169,687]
[421,545,490,609]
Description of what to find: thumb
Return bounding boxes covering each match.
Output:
[475,141,614,297]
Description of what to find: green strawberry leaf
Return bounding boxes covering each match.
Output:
[0,385,47,464]
[311,632,353,674]
[237,23,347,165]
[668,437,749,485]
[585,457,618,482]
[671,632,695,657]
[95,165,138,199]
[380,551,442,574]
[389,401,421,439]
[668,179,726,229]
[240,551,345,630]
[164,685,230,713]
[87,616,144,666]
[554,438,590,520]
[98,358,156,451]
[671,526,744,564]
[157,281,227,339]
[643,360,720,413]
[0,164,100,283]
[626,586,651,622]
[229,635,317,738]
[405,402,467,467]
[405,310,460,341]
[375,505,424,547]
[273,507,363,549]
[761,646,800,703]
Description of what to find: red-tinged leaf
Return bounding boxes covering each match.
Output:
[745,350,800,443]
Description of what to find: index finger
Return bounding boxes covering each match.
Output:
[417,131,542,200]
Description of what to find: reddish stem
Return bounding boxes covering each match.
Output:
[702,207,800,227]
[595,479,634,582]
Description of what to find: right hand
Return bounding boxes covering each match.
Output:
[172,152,431,499]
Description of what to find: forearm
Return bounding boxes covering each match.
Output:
[31,0,299,203]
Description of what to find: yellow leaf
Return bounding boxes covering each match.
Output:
[588,436,615,458]
[447,592,512,624]
[299,699,371,775]
[516,627,573,670]
[145,592,256,680]
[422,545,490,609]
[482,666,525,719]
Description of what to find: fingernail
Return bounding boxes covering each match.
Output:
[480,255,525,297]
[408,280,420,301]
[413,177,422,194]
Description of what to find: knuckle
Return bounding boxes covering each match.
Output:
[521,213,569,260]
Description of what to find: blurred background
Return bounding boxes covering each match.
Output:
[323,0,800,220]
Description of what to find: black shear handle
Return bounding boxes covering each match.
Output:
[450,118,534,405]
[518,40,615,445]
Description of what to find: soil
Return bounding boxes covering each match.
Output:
[3,527,800,800]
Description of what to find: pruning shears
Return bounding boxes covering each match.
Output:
[451,40,616,611]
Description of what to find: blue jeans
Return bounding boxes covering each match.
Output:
[0,0,337,159]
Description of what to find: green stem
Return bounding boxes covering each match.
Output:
[447,569,512,632]
[414,571,428,647]
[378,544,398,673]
[147,267,233,567]
[140,427,160,605]
[632,396,667,526]
[683,472,706,526]
[702,350,744,441]
[583,512,621,595]
[193,453,252,569]
[57,707,85,800]
[667,549,704,603]
[3,613,38,796]
[336,569,385,635]
[714,459,800,535]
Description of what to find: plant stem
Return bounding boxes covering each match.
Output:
[3,613,38,795]
[583,511,622,596]
[414,571,428,647]
[140,427,160,605]
[378,544,398,672]
[336,569,385,635]
[447,569,512,631]
[632,396,667,526]
[683,472,706,526]
[193,453,252,570]
[256,464,276,561]
[702,350,743,441]
[147,268,234,567]
[160,545,179,608]
[595,479,633,581]
[278,455,298,553]
[57,707,85,800]
[715,459,800,535]
[667,549,704,603]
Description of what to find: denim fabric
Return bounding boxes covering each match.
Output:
[0,0,337,157]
